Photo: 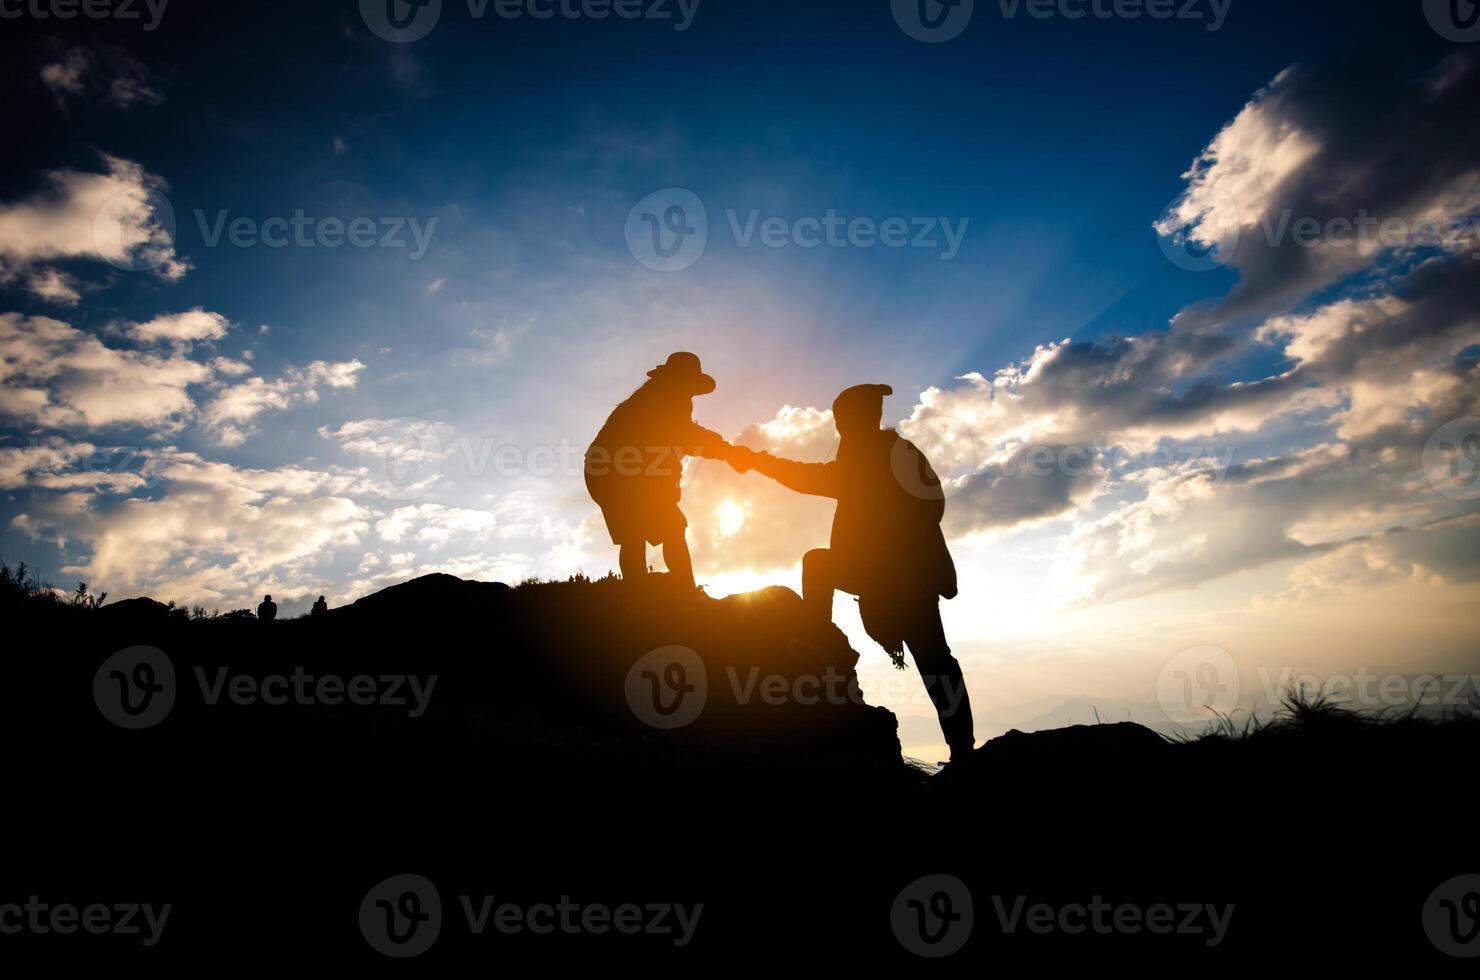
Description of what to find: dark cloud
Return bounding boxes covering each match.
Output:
[1180,52,1480,324]
[943,444,1105,537]
[39,43,163,110]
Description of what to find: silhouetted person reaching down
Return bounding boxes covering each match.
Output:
[585,352,738,593]
[257,594,278,622]
[311,595,328,618]
[732,384,976,762]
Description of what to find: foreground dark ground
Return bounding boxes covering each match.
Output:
[3,569,1477,968]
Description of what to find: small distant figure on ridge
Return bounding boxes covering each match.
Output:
[585,352,740,594]
[311,595,329,619]
[257,594,278,622]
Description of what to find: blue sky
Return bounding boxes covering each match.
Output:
[2,1,1478,758]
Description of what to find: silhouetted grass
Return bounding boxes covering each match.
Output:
[1164,686,1479,748]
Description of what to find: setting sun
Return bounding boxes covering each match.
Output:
[717,499,747,537]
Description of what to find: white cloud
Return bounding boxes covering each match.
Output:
[39,50,89,99]
[317,417,443,463]
[1,439,104,491]
[17,488,370,608]
[0,155,187,289]
[12,452,375,608]
[26,268,80,306]
[0,313,212,431]
[463,324,523,365]
[201,359,366,445]
[682,406,841,577]
[210,356,253,377]
[376,503,498,546]
[1257,540,1445,606]
[127,309,231,346]
[1160,54,1480,323]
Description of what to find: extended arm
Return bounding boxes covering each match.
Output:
[746,451,843,499]
[683,422,733,461]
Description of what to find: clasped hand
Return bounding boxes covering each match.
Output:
[715,443,767,475]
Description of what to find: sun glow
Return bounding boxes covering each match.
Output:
[717,499,746,537]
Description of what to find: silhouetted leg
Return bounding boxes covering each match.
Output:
[663,536,696,591]
[906,602,976,760]
[619,543,646,583]
[801,548,837,624]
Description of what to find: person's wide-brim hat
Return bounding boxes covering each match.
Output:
[647,351,716,395]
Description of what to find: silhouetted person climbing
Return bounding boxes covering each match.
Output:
[732,384,976,762]
[585,352,738,593]
[257,594,277,622]
[311,595,328,618]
